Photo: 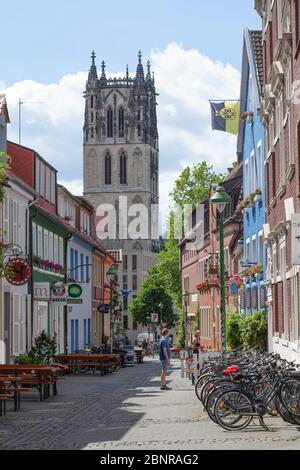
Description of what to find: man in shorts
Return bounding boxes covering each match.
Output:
[159,328,172,390]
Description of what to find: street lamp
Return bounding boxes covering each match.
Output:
[106,264,118,353]
[210,185,231,355]
[182,290,189,348]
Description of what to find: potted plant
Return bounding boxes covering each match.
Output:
[245,196,254,209]
[196,282,210,293]
[254,187,262,203]
[241,111,254,124]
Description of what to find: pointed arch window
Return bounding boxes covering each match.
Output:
[107,107,113,137]
[91,95,94,109]
[120,152,127,185]
[118,107,124,137]
[105,153,112,185]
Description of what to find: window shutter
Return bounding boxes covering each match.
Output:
[13,295,21,355]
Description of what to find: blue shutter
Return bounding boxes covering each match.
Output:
[86,256,89,281]
[81,253,84,282]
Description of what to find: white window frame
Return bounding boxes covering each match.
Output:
[37,225,43,258]
[49,231,54,262]
[245,160,249,196]
[32,222,37,256]
[54,235,59,264]
[44,229,49,260]
[3,196,9,244]
[257,141,262,190]
[59,237,64,266]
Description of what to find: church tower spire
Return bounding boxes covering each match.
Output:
[146,60,152,81]
[100,60,107,85]
[88,50,98,82]
[135,50,145,85]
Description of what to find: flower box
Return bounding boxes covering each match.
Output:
[254,194,262,203]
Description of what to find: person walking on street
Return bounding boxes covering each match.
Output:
[159,328,172,390]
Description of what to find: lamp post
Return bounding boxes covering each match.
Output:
[182,290,189,348]
[210,185,231,354]
[106,264,118,353]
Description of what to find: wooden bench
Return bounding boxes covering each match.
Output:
[0,366,60,401]
[54,354,121,375]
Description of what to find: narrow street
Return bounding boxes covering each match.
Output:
[0,360,299,450]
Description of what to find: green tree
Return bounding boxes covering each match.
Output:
[129,275,175,328]
[240,310,267,350]
[176,309,186,347]
[170,161,225,208]
[226,313,244,350]
[30,330,57,363]
[194,305,200,332]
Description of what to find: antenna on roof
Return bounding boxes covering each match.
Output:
[18,97,46,145]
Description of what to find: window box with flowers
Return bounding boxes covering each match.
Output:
[241,111,254,124]
[32,255,42,267]
[254,188,262,203]
[196,282,210,294]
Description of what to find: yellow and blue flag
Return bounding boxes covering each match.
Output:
[210,101,240,136]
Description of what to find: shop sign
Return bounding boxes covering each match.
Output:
[67,298,83,304]
[4,257,31,286]
[51,282,67,303]
[34,282,50,300]
[68,283,82,299]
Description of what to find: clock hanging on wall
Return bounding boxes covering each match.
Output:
[4,257,32,286]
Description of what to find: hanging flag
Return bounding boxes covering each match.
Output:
[210,101,240,135]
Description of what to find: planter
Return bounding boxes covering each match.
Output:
[254,194,262,203]
[207,282,219,289]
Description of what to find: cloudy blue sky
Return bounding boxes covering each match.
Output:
[1,0,261,215]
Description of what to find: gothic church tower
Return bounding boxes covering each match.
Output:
[83,51,159,342]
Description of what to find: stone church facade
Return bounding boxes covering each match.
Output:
[83,51,159,343]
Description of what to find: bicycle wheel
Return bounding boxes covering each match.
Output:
[275,395,300,425]
[206,383,236,424]
[214,390,253,431]
[194,373,211,402]
[279,378,300,418]
[77,366,89,374]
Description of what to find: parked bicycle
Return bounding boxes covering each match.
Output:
[194,349,300,431]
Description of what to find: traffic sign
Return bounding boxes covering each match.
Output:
[97,304,110,313]
[151,313,159,323]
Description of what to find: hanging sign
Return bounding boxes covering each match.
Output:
[68,283,82,298]
[151,313,159,323]
[51,282,67,303]
[67,298,83,304]
[4,257,31,286]
[292,214,300,266]
[97,304,110,313]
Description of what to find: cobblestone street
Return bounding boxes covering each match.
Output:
[0,359,299,450]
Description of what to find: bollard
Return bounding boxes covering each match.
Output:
[180,350,185,378]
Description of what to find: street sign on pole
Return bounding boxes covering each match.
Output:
[151,313,158,323]
[97,304,110,313]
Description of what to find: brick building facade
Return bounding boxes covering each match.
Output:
[180,165,243,349]
[255,0,300,361]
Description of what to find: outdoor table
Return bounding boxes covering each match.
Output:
[134,348,144,364]
[0,375,23,413]
[0,365,59,401]
[54,354,120,374]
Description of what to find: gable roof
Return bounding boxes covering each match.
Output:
[237,28,263,156]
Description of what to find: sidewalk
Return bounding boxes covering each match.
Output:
[0,358,299,450]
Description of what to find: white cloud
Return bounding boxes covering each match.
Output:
[58,179,83,196]
[4,43,241,222]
